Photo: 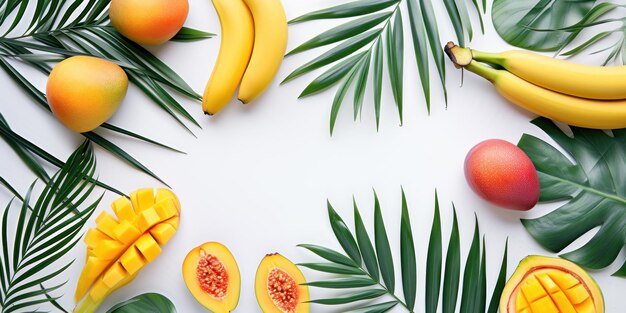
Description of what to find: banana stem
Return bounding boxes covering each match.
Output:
[470,49,506,68]
[465,61,500,83]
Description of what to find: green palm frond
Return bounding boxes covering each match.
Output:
[0,140,101,313]
[0,113,126,196]
[285,0,483,133]
[298,190,508,313]
[0,0,211,186]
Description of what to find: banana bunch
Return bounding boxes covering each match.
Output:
[203,0,287,115]
[444,42,626,129]
[74,188,181,313]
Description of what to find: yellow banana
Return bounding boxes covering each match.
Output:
[203,0,254,115]
[238,0,288,103]
[74,188,181,313]
[464,60,626,129]
[461,45,626,100]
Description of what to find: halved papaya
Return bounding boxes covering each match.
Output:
[183,242,241,312]
[500,255,604,313]
[255,253,309,313]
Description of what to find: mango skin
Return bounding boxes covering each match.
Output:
[47,56,128,133]
[464,139,540,211]
[109,0,189,46]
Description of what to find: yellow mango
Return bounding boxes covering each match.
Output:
[92,240,124,260]
[130,188,155,212]
[113,220,141,244]
[95,211,119,239]
[136,208,161,233]
[549,271,580,290]
[46,56,128,133]
[111,197,135,222]
[102,263,129,288]
[565,284,590,304]
[549,291,577,313]
[500,256,604,313]
[529,296,558,313]
[537,273,558,294]
[85,229,110,249]
[150,223,177,245]
[515,291,528,310]
[575,297,596,313]
[521,276,546,302]
[154,199,178,220]
[135,234,161,262]
[119,247,146,275]
[74,188,181,313]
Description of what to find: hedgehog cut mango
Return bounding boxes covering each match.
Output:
[500,255,604,313]
[74,188,181,313]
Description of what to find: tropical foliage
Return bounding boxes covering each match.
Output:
[0,0,212,186]
[298,190,508,312]
[518,117,626,276]
[0,141,100,313]
[493,0,626,65]
[285,0,484,133]
[106,293,176,313]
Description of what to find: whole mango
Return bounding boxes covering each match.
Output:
[109,0,189,46]
[464,139,540,211]
[46,56,128,133]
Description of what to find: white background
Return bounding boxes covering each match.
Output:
[1,0,625,312]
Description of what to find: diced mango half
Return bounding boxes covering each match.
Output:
[74,188,181,308]
[502,256,604,313]
[514,270,597,313]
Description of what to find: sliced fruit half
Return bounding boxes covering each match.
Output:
[74,188,181,313]
[255,253,310,313]
[500,255,604,313]
[183,242,241,312]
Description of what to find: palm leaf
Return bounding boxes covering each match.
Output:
[0,0,208,185]
[517,117,626,274]
[0,113,126,196]
[298,189,508,312]
[285,0,482,132]
[0,140,100,312]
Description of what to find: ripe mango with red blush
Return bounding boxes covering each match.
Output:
[46,56,128,133]
[109,0,189,46]
[464,139,540,211]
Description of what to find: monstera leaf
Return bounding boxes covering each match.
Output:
[492,0,596,51]
[107,293,176,313]
[518,117,626,275]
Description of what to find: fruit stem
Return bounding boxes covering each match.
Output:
[444,42,473,68]
[465,61,500,83]
[73,296,102,313]
[471,49,506,68]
